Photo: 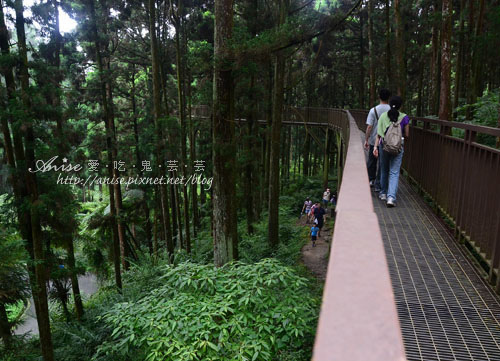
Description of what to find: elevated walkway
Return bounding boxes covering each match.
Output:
[192,105,500,360]
[374,178,500,360]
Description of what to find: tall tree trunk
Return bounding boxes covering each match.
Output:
[453,0,466,116]
[263,65,273,204]
[100,4,130,270]
[148,0,174,261]
[0,5,40,327]
[429,0,441,115]
[394,0,406,99]
[368,0,376,106]
[213,0,238,266]
[65,235,83,320]
[417,60,424,116]
[130,65,153,253]
[385,0,392,87]
[322,128,330,189]
[469,0,486,108]
[267,0,288,248]
[359,10,365,108]
[50,1,84,318]
[175,182,184,248]
[187,73,199,236]
[15,1,55,359]
[286,122,292,181]
[88,0,122,290]
[173,10,191,253]
[439,0,452,122]
[303,132,310,176]
[244,75,256,234]
[496,106,500,149]
[0,303,12,348]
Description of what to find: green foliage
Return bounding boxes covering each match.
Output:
[5,300,25,323]
[455,89,500,147]
[0,336,41,361]
[77,200,113,278]
[94,259,319,361]
[238,209,308,266]
[0,230,30,305]
[283,175,328,210]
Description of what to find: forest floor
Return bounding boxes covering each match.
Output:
[299,212,334,280]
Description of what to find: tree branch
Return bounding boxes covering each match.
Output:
[289,0,315,16]
[233,0,363,64]
[276,0,363,52]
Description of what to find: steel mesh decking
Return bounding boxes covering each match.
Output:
[373,179,500,361]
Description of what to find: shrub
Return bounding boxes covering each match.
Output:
[94,259,319,361]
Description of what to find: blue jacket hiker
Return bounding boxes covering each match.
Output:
[311,225,320,247]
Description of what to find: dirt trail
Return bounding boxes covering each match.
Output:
[299,212,334,280]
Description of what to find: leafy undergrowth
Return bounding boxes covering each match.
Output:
[1,176,327,361]
[6,300,25,323]
[92,259,318,361]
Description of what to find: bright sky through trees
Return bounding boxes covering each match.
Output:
[22,0,77,34]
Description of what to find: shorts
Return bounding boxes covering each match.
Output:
[322,199,329,206]
[311,235,317,241]
[305,209,310,214]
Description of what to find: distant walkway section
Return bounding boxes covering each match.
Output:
[373,179,500,361]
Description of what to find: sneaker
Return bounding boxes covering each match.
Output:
[379,194,387,201]
[369,180,375,187]
[386,197,395,208]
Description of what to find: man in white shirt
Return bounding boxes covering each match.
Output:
[364,89,391,191]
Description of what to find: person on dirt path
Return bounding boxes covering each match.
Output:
[373,95,410,208]
[364,89,391,192]
[302,197,313,223]
[309,202,318,224]
[311,224,320,247]
[313,203,326,236]
[322,188,331,208]
[330,194,337,218]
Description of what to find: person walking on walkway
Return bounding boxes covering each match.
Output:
[364,89,391,191]
[373,96,410,208]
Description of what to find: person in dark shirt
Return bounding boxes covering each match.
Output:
[313,203,326,236]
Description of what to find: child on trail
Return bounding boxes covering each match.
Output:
[302,197,313,223]
[311,224,320,247]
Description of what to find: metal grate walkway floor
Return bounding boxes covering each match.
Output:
[372,178,500,361]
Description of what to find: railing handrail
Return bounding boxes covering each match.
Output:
[312,109,406,360]
[349,109,500,139]
[349,108,500,293]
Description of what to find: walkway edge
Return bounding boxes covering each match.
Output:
[312,112,406,361]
